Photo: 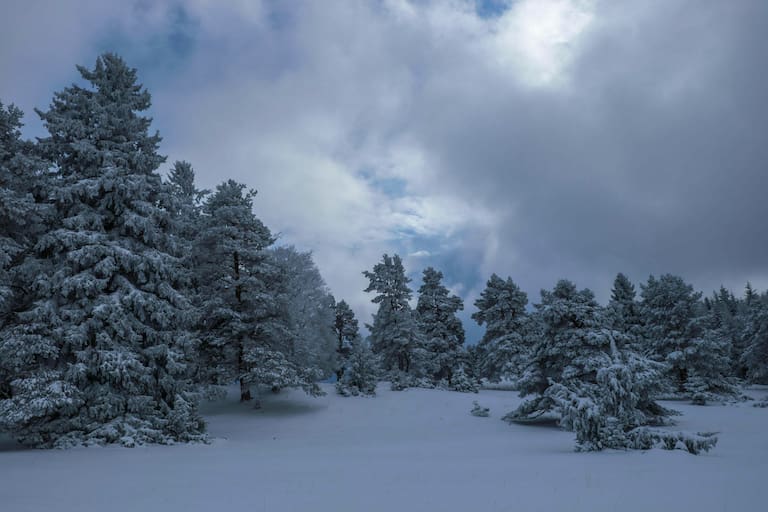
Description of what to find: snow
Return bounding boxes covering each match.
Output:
[1,385,766,512]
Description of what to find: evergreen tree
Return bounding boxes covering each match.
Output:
[0,102,49,401]
[0,102,47,319]
[0,54,204,447]
[416,267,465,384]
[192,181,321,404]
[166,160,208,251]
[336,338,378,397]
[606,273,644,352]
[193,180,270,399]
[472,274,529,382]
[640,274,735,400]
[164,160,207,383]
[269,246,337,378]
[742,294,768,383]
[507,280,672,451]
[363,254,422,382]
[509,280,615,420]
[728,284,757,379]
[333,299,359,381]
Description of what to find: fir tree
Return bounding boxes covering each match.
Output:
[0,54,204,447]
[472,274,529,382]
[416,267,465,385]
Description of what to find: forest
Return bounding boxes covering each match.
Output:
[1,54,767,455]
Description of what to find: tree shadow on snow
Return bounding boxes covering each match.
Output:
[0,434,32,453]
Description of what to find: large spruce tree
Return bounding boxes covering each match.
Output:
[0,54,204,447]
[0,102,50,402]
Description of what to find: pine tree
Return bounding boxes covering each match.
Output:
[269,246,337,378]
[506,281,673,451]
[0,54,204,447]
[640,274,735,401]
[0,102,49,401]
[742,294,768,384]
[193,181,321,404]
[336,338,378,397]
[164,160,208,384]
[0,102,48,318]
[416,267,465,385]
[333,299,359,381]
[363,254,423,383]
[166,160,208,249]
[606,273,644,352]
[472,274,529,382]
[728,284,757,379]
[508,280,615,421]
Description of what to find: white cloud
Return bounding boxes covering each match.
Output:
[3,0,764,319]
[490,0,595,85]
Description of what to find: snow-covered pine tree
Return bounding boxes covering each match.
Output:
[463,344,483,383]
[640,274,735,401]
[545,349,708,453]
[164,160,208,384]
[193,181,321,405]
[166,160,208,250]
[706,286,746,378]
[0,102,50,402]
[331,298,378,397]
[729,285,756,379]
[504,281,676,451]
[192,179,271,398]
[333,299,359,381]
[606,273,644,353]
[0,54,204,447]
[742,292,768,384]
[363,254,423,386]
[269,246,337,378]
[416,267,465,385]
[508,280,614,421]
[336,337,378,397]
[472,274,529,382]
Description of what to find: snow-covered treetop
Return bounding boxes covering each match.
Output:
[363,253,412,309]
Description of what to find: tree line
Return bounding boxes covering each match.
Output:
[1,54,766,452]
[0,54,344,447]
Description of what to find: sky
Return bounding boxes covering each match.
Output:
[2,0,767,342]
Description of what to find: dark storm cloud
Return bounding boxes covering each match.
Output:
[403,0,768,299]
[1,0,766,318]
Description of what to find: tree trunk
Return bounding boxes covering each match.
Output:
[240,377,251,402]
[234,251,241,303]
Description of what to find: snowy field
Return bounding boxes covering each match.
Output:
[1,385,766,512]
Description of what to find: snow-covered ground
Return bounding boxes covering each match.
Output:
[2,385,766,512]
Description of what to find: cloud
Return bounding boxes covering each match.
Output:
[2,0,767,334]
